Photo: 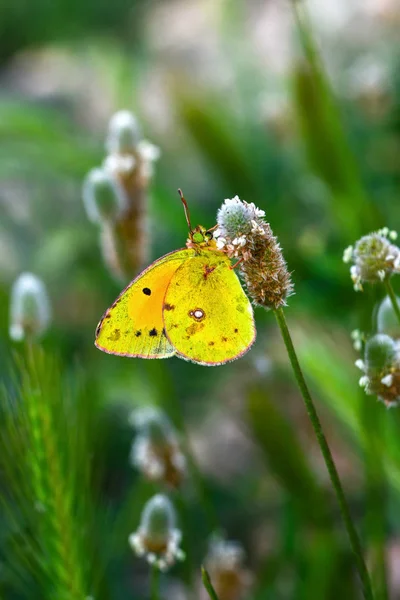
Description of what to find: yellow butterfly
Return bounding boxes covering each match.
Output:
[95,192,256,366]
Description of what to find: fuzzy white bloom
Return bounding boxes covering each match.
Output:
[106,110,142,154]
[103,154,136,176]
[9,273,51,341]
[137,140,161,163]
[355,359,365,370]
[129,407,186,487]
[82,168,127,224]
[129,494,185,571]
[346,229,400,291]
[356,333,400,407]
[381,374,394,387]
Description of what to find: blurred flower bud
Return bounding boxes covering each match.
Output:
[9,273,51,342]
[356,333,400,407]
[129,407,186,488]
[343,228,400,291]
[82,168,127,224]
[377,295,400,339]
[214,196,293,310]
[201,537,252,600]
[129,494,184,571]
[84,110,160,281]
[106,110,142,154]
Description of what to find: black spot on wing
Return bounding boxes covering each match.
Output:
[135,330,142,337]
[149,328,158,337]
[143,287,151,296]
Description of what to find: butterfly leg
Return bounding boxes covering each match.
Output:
[230,257,244,270]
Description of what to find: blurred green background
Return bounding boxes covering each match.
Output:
[1,0,400,598]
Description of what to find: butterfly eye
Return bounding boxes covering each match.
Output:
[205,232,213,241]
[192,232,204,244]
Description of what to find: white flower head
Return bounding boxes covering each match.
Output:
[346,230,400,290]
[216,196,263,240]
[129,407,186,487]
[9,273,51,342]
[129,495,185,571]
[106,110,142,154]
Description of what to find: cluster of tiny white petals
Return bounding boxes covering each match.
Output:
[129,527,184,571]
[214,197,266,258]
[356,333,400,407]
[129,407,186,486]
[344,228,400,291]
[129,494,185,571]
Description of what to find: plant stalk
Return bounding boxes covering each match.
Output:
[274,307,374,600]
[201,567,220,600]
[151,564,160,600]
[384,279,400,326]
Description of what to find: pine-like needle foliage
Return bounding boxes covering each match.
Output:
[0,346,102,600]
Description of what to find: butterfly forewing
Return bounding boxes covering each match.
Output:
[95,250,189,358]
[162,250,256,365]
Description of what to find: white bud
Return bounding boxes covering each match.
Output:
[106,110,142,154]
[9,273,51,341]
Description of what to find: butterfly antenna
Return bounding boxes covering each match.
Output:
[178,189,193,233]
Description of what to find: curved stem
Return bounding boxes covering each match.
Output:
[150,564,160,600]
[201,567,220,600]
[384,279,400,326]
[274,307,374,600]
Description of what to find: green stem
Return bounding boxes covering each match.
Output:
[274,307,374,600]
[150,564,160,600]
[384,279,400,326]
[201,567,220,600]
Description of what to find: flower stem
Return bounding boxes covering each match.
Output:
[150,564,160,600]
[274,307,374,600]
[201,567,220,600]
[384,279,400,326]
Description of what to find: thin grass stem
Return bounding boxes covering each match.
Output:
[384,279,400,326]
[201,566,220,600]
[274,307,374,600]
[151,564,160,600]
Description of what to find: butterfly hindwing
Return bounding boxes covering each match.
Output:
[95,249,190,358]
[162,250,256,365]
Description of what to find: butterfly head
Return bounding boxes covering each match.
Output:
[187,225,216,250]
[179,189,217,251]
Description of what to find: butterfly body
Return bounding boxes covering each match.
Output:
[95,226,256,366]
